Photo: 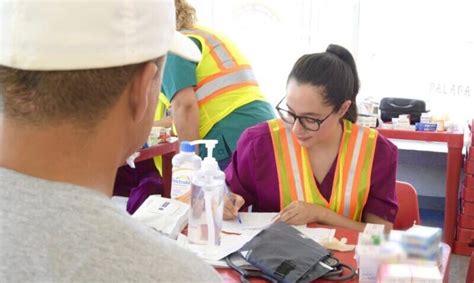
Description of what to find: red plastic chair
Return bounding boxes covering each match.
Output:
[393,181,421,230]
[467,251,474,283]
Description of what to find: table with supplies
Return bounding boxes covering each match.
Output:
[214,223,451,282]
[133,200,452,282]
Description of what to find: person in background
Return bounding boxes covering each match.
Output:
[118,0,276,212]
[224,45,398,233]
[0,1,221,281]
[161,0,276,169]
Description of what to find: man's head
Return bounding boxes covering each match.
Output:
[0,0,200,160]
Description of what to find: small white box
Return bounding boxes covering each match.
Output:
[132,195,190,239]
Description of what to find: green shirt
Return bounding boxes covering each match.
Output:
[162,50,275,163]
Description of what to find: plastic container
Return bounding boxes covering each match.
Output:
[187,140,225,249]
[170,141,201,203]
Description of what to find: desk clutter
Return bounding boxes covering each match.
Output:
[130,195,448,282]
[357,97,461,132]
[356,224,444,282]
[147,126,173,146]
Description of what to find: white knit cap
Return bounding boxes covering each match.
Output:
[0,0,201,70]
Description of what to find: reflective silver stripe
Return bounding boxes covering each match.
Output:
[343,126,365,217]
[284,125,305,201]
[183,29,236,68]
[195,68,256,101]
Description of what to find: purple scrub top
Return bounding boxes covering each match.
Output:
[225,121,399,222]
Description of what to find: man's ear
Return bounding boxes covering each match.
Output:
[127,62,159,123]
[338,100,352,118]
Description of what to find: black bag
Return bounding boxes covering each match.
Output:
[379,97,428,124]
[225,222,356,282]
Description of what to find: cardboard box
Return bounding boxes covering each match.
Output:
[454,240,474,256]
[463,185,474,202]
[465,174,474,189]
[466,160,474,174]
[456,227,474,242]
[468,146,474,161]
[378,264,442,283]
[458,213,474,229]
[462,200,474,216]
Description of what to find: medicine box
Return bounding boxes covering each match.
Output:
[415,122,437,131]
[401,226,442,259]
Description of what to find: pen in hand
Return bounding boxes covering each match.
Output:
[235,205,242,224]
[225,188,242,224]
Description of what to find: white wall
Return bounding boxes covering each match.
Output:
[189,0,474,123]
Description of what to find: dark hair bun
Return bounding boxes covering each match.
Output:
[326,44,353,65]
[326,44,359,95]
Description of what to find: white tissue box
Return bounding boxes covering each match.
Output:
[132,195,189,239]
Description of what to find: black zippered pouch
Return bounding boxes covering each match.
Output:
[225,222,356,282]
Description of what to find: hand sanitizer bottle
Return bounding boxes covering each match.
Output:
[170,141,201,203]
[187,140,225,251]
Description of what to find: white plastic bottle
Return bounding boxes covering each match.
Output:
[170,141,201,203]
[187,140,225,251]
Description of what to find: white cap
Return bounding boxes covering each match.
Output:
[0,0,202,70]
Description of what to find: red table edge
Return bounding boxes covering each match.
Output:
[135,141,180,162]
[136,141,180,198]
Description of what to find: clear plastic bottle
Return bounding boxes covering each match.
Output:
[170,141,201,203]
[187,140,225,249]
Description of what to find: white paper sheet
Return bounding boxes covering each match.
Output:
[222,212,282,233]
[222,213,334,242]
[177,229,260,261]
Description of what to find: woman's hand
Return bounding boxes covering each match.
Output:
[278,200,323,225]
[223,192,245,220]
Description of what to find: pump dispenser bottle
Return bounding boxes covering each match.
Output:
[170,141,201,203]
[187,140,225,249]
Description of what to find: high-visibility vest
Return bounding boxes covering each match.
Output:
[154,92,171,122]
[153,93,174,175]
[268,119,378,221]
[182,26,267,138]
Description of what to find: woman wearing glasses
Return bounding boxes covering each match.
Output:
[224,44,398,231]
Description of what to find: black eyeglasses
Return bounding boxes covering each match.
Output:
[275,97,333,132]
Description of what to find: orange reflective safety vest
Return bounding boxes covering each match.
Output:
[182,26,267,138]
[268,119,378,221]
